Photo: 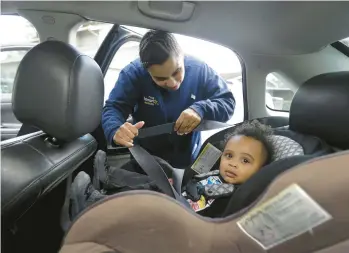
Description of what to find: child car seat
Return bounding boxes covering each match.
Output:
[220,71,349,216]
[60,72,349,252]
[60,150,349,253]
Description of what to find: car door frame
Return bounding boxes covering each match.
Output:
[92,24,142,155]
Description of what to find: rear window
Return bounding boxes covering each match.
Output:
[265,72,296,112]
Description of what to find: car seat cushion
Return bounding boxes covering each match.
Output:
[60,150,349,253]
[270,135,304,161]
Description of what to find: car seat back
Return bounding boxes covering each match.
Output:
[60,150,349,253]
[1,41,104,225]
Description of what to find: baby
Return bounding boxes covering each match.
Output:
[183,120,274,214]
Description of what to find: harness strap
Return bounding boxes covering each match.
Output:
[130,120,233,203]
[129,145,191,208]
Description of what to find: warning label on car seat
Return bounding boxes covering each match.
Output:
[191,143,222,174]
[237,184,332,250]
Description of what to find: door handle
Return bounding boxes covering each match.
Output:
[137,1,195,22]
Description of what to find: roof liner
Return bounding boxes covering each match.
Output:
[2,1,349,55]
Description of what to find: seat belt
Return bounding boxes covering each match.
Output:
[129,145,191,207]
[129,120,233,204]
[128,145,176,198]
[137,120,231,139]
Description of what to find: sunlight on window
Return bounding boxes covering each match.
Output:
[123,25,242,75]
[0,15,39,46]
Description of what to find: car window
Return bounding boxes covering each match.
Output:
[265,72,296,112]
[74,21,113,58]
[0,15,39,97]
[104,41,140,102]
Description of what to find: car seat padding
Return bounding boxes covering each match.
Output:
[60,150,349,253]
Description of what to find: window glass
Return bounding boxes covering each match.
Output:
[0,15,40,96]
[74,21,113,58]
[265,72,296,112]
[104,41,140,102]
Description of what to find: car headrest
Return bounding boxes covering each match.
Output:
[12,41,104,142]
[60,150,349,253]
[289,71,349,149]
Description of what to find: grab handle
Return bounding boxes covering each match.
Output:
[137,1,195,22]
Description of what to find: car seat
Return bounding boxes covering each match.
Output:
[60,149,349,253]
[1,41,104,251]
[220,71,349,216]
[60,72,349,253]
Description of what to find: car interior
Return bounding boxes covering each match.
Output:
[1,1,349,253]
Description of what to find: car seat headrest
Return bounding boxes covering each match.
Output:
[12,40,104,142]
[289,71,349,149]
[60,150,349,253]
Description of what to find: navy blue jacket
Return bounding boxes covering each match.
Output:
[102,56,235,168]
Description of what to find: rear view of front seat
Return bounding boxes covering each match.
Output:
[1,41,104,249]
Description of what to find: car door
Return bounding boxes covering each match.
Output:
[92,24,142,164]
[0,46,33,140]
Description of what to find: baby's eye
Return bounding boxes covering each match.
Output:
[242,158,250,164]
[224,153,233,159]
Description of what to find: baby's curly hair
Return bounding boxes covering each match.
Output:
[223,120,274,165]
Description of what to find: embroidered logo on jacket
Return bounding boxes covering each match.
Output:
[144,96,159,106]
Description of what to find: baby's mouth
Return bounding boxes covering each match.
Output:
[225,171,237,178]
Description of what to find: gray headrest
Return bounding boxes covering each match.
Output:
[12,41,104,141]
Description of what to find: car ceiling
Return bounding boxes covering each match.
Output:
[2,1,349,56]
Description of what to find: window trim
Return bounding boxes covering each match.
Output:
[332,41,349,58]
[266,104,290,113]
[265,73,295,113]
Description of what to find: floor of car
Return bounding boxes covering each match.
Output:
[2,179,67,253]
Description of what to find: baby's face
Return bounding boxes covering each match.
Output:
[219,135,267,184]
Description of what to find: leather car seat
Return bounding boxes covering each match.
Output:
[1,40,104,225]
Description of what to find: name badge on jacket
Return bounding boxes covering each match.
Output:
[144,96,159,106]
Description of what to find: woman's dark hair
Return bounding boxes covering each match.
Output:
[139,30,182,69]
[223,120,274,165]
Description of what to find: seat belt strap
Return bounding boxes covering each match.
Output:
[137,120,232,139]
[129,145,179,200]
[129,120,233,204]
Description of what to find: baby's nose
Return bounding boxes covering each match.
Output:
[229,162,238,168]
